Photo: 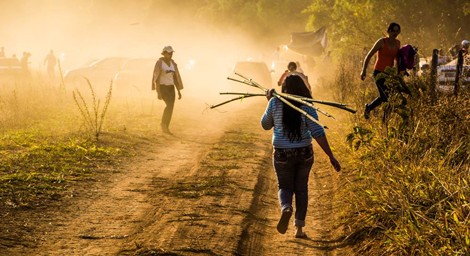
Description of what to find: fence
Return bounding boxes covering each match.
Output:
[430,48,466,98]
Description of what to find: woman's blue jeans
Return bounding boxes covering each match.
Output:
[273,145,314,227]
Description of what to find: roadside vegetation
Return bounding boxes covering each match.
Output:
[301,1,470,253]
[0,77,156,208]
[319,60,469,254]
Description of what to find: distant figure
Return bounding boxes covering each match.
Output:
[462,40,469,54]
[462,40,470,65]
[21,52,32,76]
[262,75,341,238]
[278,62,297,86]
[44,50,57,79]
[278,62,311,92]
[152,45,184,135]
[12,54,18,62]
[361,22,401,119]
[0,47,5,58]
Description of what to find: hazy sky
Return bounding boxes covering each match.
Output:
[1,0,267,71]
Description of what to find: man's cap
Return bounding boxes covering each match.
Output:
[462,40,469,46]
[162,46,175,53]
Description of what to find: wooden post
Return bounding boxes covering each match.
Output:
[454,50,464,96]
[430,49,438,102]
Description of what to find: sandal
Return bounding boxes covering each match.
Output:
[276,208,292,234]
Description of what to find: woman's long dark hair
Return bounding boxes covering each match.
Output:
[282,75,312,142]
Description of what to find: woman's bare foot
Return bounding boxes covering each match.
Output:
[295,226,307,238]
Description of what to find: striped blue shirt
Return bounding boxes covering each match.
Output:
[261,98,325,149]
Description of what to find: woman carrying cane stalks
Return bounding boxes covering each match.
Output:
[261,75,341,238]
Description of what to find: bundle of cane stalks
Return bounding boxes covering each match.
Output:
[210,72,356,129]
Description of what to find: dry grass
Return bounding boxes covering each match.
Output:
[327,65,470,254]
[0,75,156,208]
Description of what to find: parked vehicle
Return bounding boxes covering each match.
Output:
[0,58,23,80]
[437,58,470,91]
[58,52,96,72]
[81,59,99,68]
[63,57,128,90]
[232,61,272,87]
[113,58,156,93]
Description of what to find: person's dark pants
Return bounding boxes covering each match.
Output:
[273,145,314,227]
[160,84,175,128]
[366,70,388,111]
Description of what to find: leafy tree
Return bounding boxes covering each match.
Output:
[304,0,470,56]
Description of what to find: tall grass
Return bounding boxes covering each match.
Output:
[332,65,470,254]
[72,78,113,140]
[0,77,70,132]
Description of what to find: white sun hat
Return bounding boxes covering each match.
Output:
[162,45,175,53]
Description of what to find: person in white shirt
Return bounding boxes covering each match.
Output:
[152,46,184,135]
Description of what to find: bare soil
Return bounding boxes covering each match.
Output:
[0,99,353,256]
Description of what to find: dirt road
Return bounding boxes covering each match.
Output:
[1,99,352,256]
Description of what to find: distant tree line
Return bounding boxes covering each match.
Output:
[1,0,467,56]
[144,0,470,55]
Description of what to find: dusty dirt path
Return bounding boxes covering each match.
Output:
[236,143,352,256]
[2,99,353,256]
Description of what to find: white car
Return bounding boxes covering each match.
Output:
[63,57,128,90]
[58,52,96,72]
[113,58,157,94]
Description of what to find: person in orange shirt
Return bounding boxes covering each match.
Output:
[278,62,297,86]
[278,62,311,93]
[360,23,401,119]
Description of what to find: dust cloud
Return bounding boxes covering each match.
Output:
[0,0,279,106]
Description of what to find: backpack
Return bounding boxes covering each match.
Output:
[398,44,417,75]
